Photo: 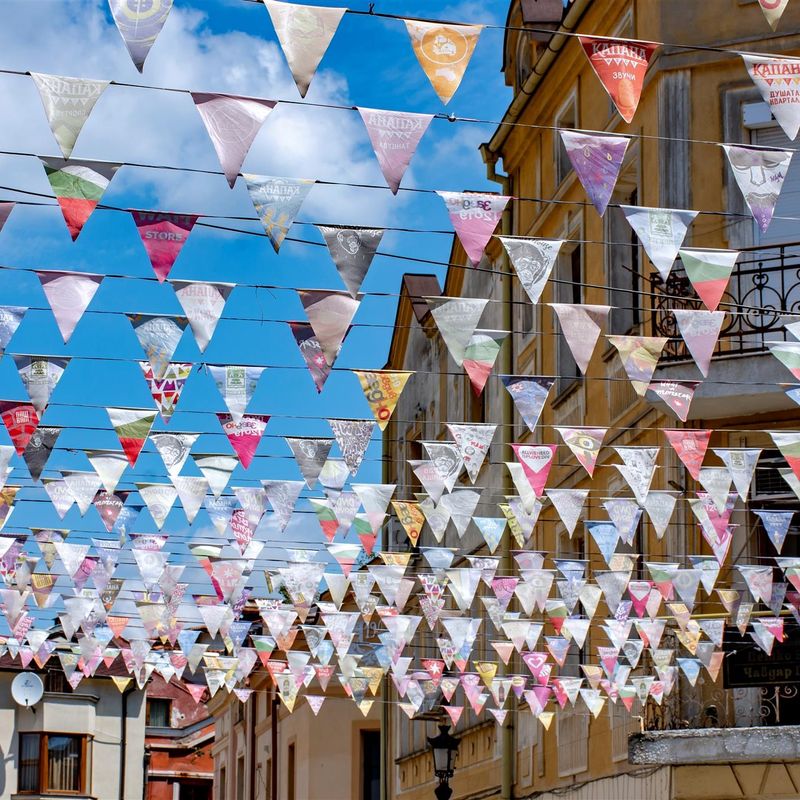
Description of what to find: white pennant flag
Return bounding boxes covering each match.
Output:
[621,206,697,281]
[31,73,109,159]
[264,1,346,98]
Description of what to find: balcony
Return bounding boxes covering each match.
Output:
[648,242,800,419]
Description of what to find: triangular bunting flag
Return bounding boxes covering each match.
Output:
[405,20,482,104]
[244,174,315,253]
[579,36,659,123]
[679,248,740,311]
[298,290,360,366]
[36,270,102,342]
[620,206,697,280]
[131,212,198,282]
[673,309,725,378]
[207,365,265,424]
[354,370,412,431]
[109,0,173,71]
[139,362,192,423]
[318,226,384,299]
[499,237,563,305]
[265,1,346,97]
[743,54,800,140]
[40,158,120,240]
[191,93,277,188]
[723,145,793,232]
[218,413,269,469]
[427,296,487,367]
[560,131,630,216]
[438,192,510,267]
[357,107,433,194]
[31,73,109,159]
[607,336,668,395]
[550,303,610,373]
[107,408,157,466]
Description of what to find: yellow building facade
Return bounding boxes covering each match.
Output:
[382,1,800,799]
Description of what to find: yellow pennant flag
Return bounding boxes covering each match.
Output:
[404,20,482,104]
[475,661,498,689]
[391,500,425,547]
[354,370,413,431]
[111,676,132,693]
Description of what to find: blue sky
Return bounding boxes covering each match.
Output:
[0,0,513,629]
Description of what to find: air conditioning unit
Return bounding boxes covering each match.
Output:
[751,453,797,502]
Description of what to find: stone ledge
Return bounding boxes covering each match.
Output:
[629,725,800,765]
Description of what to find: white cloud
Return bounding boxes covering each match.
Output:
[0,0,401,230]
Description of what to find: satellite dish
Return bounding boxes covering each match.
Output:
[11,672,44,708]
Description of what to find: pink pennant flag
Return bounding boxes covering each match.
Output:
[358,108,434,194]
[556,427,607,477]
[672,309,725,378]
[437,192,510,267]
[550,304,610,374]
[217,413,270,469]
[0,202,14,233]
[191,93,277,188]
[663,428,712,481]
[511,444,557,498]
[131,211,199,282]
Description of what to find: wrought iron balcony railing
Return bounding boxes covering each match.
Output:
[651,242,800,362]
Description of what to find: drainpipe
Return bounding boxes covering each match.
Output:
[271,691,279,800]
[483,147,515,800]
[248,693,257,800]
[120,683,136,800]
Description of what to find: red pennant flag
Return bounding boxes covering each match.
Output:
[0,401,40,454]
[579,37,659,123]
[663,429,712,481]
[131,211,199,282]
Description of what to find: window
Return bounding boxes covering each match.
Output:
[18,733,89,795]
[555,244,583,394]
[218,767,226,800]
[361,731,380,800]
[236,756,245,800]
[180,782,212,800]
[466,374,486,423]
[606,187,640,335]
[744,102,800,249]
[45,670,68,693]
[554,93,578,186]
[146,698,172,727]
[287,744,296,800]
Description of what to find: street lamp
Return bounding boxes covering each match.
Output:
[428,723,459,800]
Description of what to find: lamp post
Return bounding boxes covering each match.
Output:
[427,723,459,800]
